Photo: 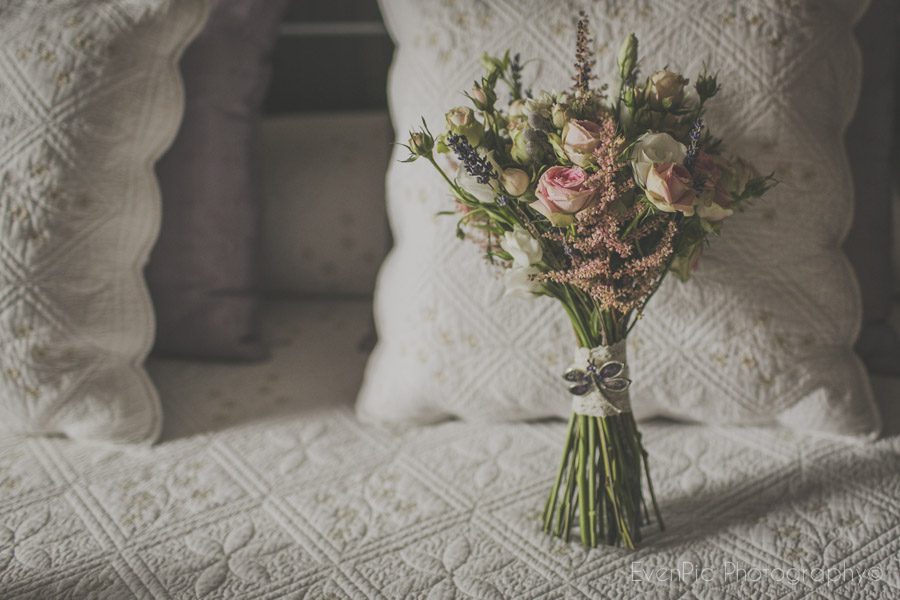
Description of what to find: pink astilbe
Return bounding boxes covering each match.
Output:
[545,214,676,314]
[541,115,678,314]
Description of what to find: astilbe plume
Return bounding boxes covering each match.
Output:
[541,114,677,314]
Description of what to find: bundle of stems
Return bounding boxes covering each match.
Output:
[542,305,663,549]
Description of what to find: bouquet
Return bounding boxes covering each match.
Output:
[402,13,774,549]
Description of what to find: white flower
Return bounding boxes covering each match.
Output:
[500,226,542,268]
[696,202,733,221]
[456,170,497,203]
[630,132,687,187]
[508,99,526,118]
[503,266,542,298]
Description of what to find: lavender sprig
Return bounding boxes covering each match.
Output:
[572,11,595,94]
[683,118,704,170]
[509,53,524,101]
[446,133,496,184]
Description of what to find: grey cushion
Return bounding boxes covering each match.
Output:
[260,113,392,296]
[844,0,899,374]
[148,0,290,360]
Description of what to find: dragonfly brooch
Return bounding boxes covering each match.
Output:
[563,359,631,410]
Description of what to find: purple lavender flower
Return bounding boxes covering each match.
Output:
[683,118,704,170]
[446,133,496,184]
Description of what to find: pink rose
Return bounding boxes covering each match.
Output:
[531,166,598,225]
[561,119,605,166]
[645,162,696,215]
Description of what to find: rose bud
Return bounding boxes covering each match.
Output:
[695,71,720,103]
[646,69,688,110]
[445,106,483,146]
[407,131,434,157]
[551,102,570,129]
[470,83,488,107]
[469,82,495,111]
[500,168,530,197]
[561,119,605,167]
[617,33,638,81]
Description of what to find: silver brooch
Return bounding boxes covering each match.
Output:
[563,360,631,397]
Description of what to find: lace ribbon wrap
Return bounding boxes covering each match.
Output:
[563,340,632,417]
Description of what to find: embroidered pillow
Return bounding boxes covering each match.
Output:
[358,0,881,438]
[0,0,207,443]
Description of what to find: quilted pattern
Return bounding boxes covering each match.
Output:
[358,0,881,438]
[1,300,898,598]
[0,0,207,442]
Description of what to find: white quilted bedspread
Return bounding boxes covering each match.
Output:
[1,300,898,599]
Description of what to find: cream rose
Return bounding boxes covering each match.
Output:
[445,106,483,146]
[561,119,605,167]
[646,69,688,110]
[645,162,696,215]
[631,132,687,186]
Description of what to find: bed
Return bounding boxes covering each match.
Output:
[1,299,898,599]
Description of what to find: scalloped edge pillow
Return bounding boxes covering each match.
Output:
[0,0,208,444]
[358,0,882,439]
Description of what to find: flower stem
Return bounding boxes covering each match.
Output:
[577,417,589,546]
[543,414,576,531]
[587,417,597,547]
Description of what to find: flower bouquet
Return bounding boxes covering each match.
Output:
[403,13,774,549]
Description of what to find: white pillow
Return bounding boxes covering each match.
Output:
[358,0,882,438]
[0,0,208,443]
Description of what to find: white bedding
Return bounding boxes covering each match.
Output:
[1,300,898,599]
